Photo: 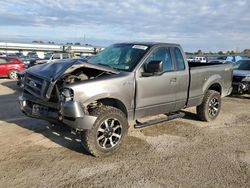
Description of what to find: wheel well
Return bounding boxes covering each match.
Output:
[97,98,128,117]
[208,83,222,95]
[8,69,18,73]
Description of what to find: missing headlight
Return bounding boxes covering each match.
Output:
[60,88,74,102]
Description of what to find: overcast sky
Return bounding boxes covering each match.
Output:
[0,0,249,51]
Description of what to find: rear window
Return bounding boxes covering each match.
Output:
[173,48,185,70]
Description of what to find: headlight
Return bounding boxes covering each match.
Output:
[60,88,74,102]
[242,76,250,82]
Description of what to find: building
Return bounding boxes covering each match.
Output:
[0,41,102,58]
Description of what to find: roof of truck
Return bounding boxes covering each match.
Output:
[114,42,180,47]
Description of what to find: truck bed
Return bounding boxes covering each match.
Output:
[186,62,232,107]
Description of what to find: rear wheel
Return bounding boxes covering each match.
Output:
[81,106,128,157]
[196,90,221,122]
[8,70,18,79]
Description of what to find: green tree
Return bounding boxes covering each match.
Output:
[242,49,250,54]
[218,51,224,55]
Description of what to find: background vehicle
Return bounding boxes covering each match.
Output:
[194,56,207,63]
[0,57,25,79]
[0,52,6,57]
[208,60,234,64]
[187,56,195,62]
[35,53,72,65]
[232,59,250,94]
[19,42,232,157]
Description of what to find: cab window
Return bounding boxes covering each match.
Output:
[173,48,185,70]
[145,47,173,72]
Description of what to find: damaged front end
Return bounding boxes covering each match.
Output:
[232,76,250,95]
[19,59,118,130]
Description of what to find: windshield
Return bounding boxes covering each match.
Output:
[88,44,149,71]
[44,53,52,60]
[233,60,250,70]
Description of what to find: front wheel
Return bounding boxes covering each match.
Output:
[81,106,128,157]
[196,90,221,122]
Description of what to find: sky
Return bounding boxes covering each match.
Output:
[0,0,249,52]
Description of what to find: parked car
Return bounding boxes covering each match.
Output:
[187,56,195,62]
[0,52,6,57]
[208,60,234,64]
[194,56,207,63]
[19,42,232,157]
[6,53,19,58]
[232,59,250,94]
[35,53,72,65]
[0,57,25,79]
[26,52,39,59]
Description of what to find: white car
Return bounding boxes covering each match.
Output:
[195,56,207,63]
[36,53,72,64]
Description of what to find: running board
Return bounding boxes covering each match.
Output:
[134,112,185,129]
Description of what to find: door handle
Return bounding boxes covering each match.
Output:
[170,78,177,83]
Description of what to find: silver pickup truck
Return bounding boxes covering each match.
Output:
[19,42,232,156]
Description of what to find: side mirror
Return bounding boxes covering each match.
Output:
[142,60,163,76]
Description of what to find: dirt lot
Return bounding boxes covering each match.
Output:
[0,79,250,188]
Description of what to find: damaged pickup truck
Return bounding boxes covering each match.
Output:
[19,43,233,156]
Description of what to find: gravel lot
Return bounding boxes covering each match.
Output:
[0,79,250,188]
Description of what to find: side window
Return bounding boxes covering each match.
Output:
[146,47,173,72]
[174,48,185,70]
[62,54,69,59]
[0,58,7,64]
[52,54,60,60]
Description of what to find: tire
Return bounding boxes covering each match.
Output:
[81,106,128,157]
[8,70,18,79]
[196,90,221,122]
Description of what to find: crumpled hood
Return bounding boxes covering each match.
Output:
[27,59,119,81]
[233,70,250,77]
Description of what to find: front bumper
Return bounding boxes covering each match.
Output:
[19,96,97,130]
[232,82,250,94]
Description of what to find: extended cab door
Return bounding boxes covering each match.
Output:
[135,46,177,118]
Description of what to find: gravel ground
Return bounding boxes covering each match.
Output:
[0,79,250,188]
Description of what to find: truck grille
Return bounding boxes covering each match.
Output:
[23,73,49,98]
[233,76,244,83]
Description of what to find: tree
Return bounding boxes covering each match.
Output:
[32,40,44,44]
[185,52,194,55]
[74,42,81,45]
[218,51,224,55]
[230,50,235,55]
[197,49,202,55]
[242,49,250,54]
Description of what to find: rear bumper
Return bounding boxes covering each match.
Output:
[232,82,250,94]
[19,96,97,130]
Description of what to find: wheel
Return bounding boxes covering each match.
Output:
[196,90,221,122]
[81,106,128,157]
[8,70,18,79]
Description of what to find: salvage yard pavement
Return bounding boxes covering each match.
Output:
[0,79,250,188]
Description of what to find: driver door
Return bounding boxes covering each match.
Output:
[135,46,177,118]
